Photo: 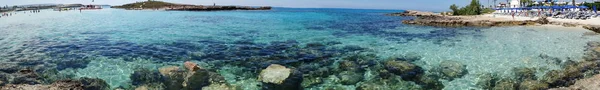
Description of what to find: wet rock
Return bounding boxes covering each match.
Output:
[548,74,600,90]
[384,60,424,80]
[493,79,517,90]
[0,63,24,73]
[583,25,600,33]
[416,74,444,90]
[259,64,302,90]
[338,60,359,72]
[184,61,201,71]
[387,53,422,62]
[386,10,439,17]
[159,66,180,76]
[518,80,548,90]
[542,60,600,87]
[562,23,577,27]
[11,69,41,85]
[337,71,363,85]
[78,78,110,90]
[435,60,467,80]
[130,69,164,86]
[183,67,211,90]
[301,77,322,88]
[475,73,497,89]
[535,17,550,24]
[583,42,600,61]
[513,67,537,81]
[1,80,84,90]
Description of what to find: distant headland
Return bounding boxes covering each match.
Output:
[110,1,272,11]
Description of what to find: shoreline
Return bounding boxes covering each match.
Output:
[392,10,600,33]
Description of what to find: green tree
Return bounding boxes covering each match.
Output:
[520,0,534,7]
[450,4,459,15]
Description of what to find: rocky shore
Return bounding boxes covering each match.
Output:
[393,10,600,33]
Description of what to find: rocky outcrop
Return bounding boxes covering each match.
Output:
[259,64,303,90]
[583,25,600,33]
[0,78,109,90]
[402,17,539,27]
[548,74,600,90]
[386,10,439,17]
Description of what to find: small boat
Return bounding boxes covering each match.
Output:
[79,5,102,10]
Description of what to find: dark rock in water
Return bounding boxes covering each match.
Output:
[493,79,517,90]
[0,74,6,86]
[259,64,303,90]
[338,60,360,72]
[301,77,322,88]
[387,53,422,62]
[0,78,109,90]
[338,71,363,85]
[583,41,600,61]
[518,80,549,90]
[183,69,211,90]
[342,53,377,70]
[549,74,600,90]
[513,67,537,81]
[0,63,24,73]
[583,25,600,34]
[384,60,424,80]
[542,61,600,87]
[416,74,444,90]
[39,68,74,84]
[535,17,550,24]
[130,68,164,86]
[78,77,110,90]
[163,70,186,90]
[435,60,467,80]
[11,69,41,85]
[55,59,91,70]
[476,73,498,89]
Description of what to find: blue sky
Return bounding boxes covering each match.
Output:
[3,0,512,11]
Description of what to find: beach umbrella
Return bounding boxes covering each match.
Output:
[579,6,588,9]
[594,6,597,13]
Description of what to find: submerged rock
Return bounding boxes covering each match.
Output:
[475,73,497,89]
[387,53,422,62]
[436,60,467,80]
[130,69,164,86]
[384,60,423,80]
[11,69,41,85]
[301,77,322,88]
[78,78,110,90]
[518,80,548,90]
[493,79,517,90]
[259,64,302,90]
[338,60,360,72]
[338,71,363,85]
[513,67,537,81]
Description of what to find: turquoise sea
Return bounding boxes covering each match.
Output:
[1,7,600,90]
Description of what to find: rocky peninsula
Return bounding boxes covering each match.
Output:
[392,10,600,33]
[111,1,271,11]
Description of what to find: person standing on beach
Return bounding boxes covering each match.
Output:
[511,12,515,20]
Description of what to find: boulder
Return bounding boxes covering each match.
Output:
[159,66,180,76]
[78,78,110,90]
[201,84,238,90]
[384,60,424,80]
[436,60,467,80]
[259,64,302,90]
[130,69,164,86]
[535,17,550,24]
[184,61,201,71]
[338,60,359,72]
[475,73,497,89]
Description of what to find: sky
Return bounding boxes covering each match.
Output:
[0,0,582,11]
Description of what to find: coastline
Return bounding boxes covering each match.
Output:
[392,10,600,33]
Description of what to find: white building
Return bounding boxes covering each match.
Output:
[509,0,521,8]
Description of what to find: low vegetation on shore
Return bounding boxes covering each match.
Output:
[110,1,180,9]
[449,0,494,15]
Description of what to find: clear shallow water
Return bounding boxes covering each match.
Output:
[1,8,599,89]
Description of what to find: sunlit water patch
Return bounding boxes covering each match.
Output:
[0,8,599,89]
